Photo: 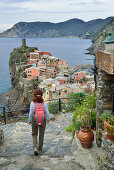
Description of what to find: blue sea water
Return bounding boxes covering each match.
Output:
[0,38,94,94]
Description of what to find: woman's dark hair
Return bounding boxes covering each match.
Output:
[33,89,44,103]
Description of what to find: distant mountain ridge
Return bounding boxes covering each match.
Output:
[0,17,113,38]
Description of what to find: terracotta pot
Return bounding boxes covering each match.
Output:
[75,130,79,139]
[78,127,94,149]
[104,121,114,141]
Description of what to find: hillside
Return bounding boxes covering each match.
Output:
[88,18,114,54]
[0,17,113,38]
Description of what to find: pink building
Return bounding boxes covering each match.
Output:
[74,71,87,85]
[28,51,39,65]
[26,67,40,79]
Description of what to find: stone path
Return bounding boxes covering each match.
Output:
[0,113,102,170]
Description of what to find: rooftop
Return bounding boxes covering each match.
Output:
[25,66,39,70]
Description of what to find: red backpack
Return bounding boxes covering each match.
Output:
[33,101,46,126]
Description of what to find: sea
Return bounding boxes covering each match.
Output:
[0,38,94,94]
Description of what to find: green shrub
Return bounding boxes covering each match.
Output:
[23,59,28,63]
[72,93,96,130]
[48,100,59,114]
[9,54,13,67]
[66,92,85,112]
[48,100,66,114]
[66,124,74,132]
[101,110,114,125]
[75,121,82,131]
[72,129,75,139]
[0,114,3,118]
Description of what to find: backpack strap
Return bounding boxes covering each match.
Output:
[33,101,45,112]
[41,100,44,107]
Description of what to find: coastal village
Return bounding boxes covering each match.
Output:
[0,0,114,168]
[0,32,114,170]
[16,39,94,101]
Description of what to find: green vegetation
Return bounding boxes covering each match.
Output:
[48,92,85,114]
[71,121,82,139]
[48,100,66,114]
[101,110,114,125]
[66,92,85,112]
[68,93,96,139]
[66,124,74,132]
[48,100,59,114]
[92,18,114,51]
[23,59,28,63]
[0,114,3,118]
[18,49,25,53]
[72,93,96,129]
[29,47,38,52]
[19,116,29,122]
[16,67,23,76]
[9,53,13,67]
[75,121,82,131]
[1,17,113,38]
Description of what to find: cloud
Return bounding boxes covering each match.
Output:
[0,0,114,31]
[0,0,114,12]
[0,24,13,30]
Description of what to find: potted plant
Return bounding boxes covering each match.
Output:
[101,110,114,141]
[72,93,96,148]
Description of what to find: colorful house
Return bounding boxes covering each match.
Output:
[25,67,40,79]
[74,71,87,85]
[56,77,68,85]
[57,60,68,69]
[38,60,46,70]
[45,89,51,101]
[40,51,51,56]
[28,51,39,65]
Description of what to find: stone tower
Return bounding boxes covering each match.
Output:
[22,39,26,49]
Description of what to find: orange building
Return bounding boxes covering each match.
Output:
[40,51,51,56]
[26,67,40,79]
[74,71,87,85]
[57,60,68,68]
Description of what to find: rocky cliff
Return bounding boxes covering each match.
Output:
[0,17,113,38]
[0,44,38,110]
[9,45,37,87]
[88,18,114,54]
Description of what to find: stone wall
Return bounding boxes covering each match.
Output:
[96,51,114,75]
[98,135,114,170]
[0,127,4,146]
[102,135,114,164]
[96,68,114,169]
[96,68,114,147]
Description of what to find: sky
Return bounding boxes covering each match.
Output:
[0,0,114,32]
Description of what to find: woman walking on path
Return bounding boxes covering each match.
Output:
[29,89,50,156]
